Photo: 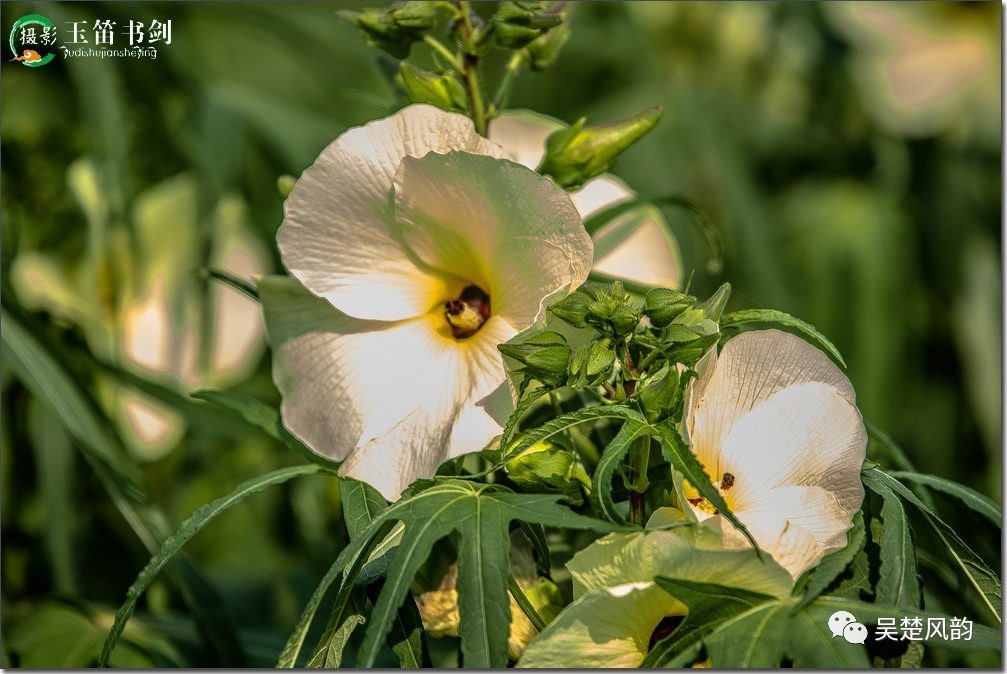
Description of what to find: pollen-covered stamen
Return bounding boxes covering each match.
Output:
[686,472,736,515]
[444,284,491,339]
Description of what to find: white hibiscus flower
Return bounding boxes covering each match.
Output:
[683,329,868,579]
[259,104,593,500]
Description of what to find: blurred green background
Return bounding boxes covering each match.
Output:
[1,1,1000,667]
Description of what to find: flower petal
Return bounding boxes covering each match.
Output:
[487,111,554,169]
[260,276,512,499]
[719,382,866,515]
[517,583,676,669]
[566,529,791,599]
[687,329,858,471]
[721,485,856,579]
[278,104,505,321]
[490,110,683,289]
[392,150,593,330]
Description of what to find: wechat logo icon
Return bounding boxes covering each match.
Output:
[828,610,868,644]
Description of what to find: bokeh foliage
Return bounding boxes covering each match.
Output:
[1,1,999,667]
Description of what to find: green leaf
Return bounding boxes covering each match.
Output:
[277,519,398,667]
[191,389,341,471]
[353,481,624,668]
[28,398,77,593]
[341,478,389,541]
[643,577,777,667]
[305,589,367,668]
[99,465,324,666]
[589,419,653,525]
[654,421,760,554]
[2,308,244,665]
[387,596,430,668]
[890,471,1001,526]
[5,601,185,668]
[867,478,921,610]
[793,511,866,611]
[719,309,846,369]
[862,468,1001,624]
[502,405,645,466]
[499,385,555,456]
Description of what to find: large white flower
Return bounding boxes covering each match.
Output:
[683,329,868,579]
[260,104,593,499]
[489,110,683,290]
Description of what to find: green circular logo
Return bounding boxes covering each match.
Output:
[10,14,55,67]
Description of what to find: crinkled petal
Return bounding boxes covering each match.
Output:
[489,110,683,290]
[279,104,506,321]
[260,276,512,499]
[687,329,858,471]
[392,150,593,330]
[719,382,866,515]
[719,485,855,579]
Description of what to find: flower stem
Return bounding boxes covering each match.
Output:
[423,35,461,70]
[492,50,526,114]
[457,1,489,135]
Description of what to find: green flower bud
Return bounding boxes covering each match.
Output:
[551,282,640,336]
[610,304,641,336]
[340,2,439,59]
[549,288,593,327]
[538,106,663,190]
[637,364,682,423]
[695,282,732,322]
[568,340,616,388]
[644,288,696,328]
[526,21,569,71]
[498,331,571,386]
[492,1,565,49]
[399,62,467,113]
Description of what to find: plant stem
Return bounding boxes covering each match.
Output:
[457,1,488,135]
[627,436,650,526]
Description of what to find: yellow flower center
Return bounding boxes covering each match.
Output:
[444,284,491,340]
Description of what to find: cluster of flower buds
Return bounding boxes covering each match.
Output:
[339,1,440,58]
[550,281,641,336]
